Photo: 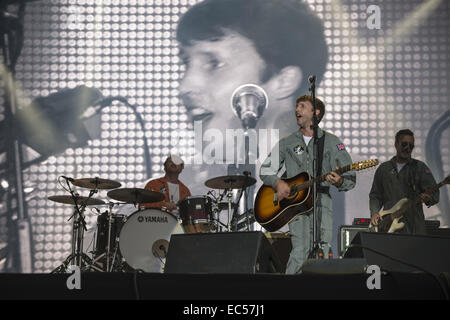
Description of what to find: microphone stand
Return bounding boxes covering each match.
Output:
[307,75,324,260]
[229,126,256,232]
[52,177,95,273]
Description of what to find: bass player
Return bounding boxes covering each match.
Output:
[369,129,440,234]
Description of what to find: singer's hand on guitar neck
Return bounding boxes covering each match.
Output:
[325,166,343,187]
[275,180,290,201]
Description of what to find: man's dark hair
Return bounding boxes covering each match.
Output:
[176,0,328,97]
[395,129,414,144]
[296,95,325,123]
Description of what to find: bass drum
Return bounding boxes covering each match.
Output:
[119,208,184,272]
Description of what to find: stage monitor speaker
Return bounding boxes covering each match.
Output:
[344,232,450,274]
[301,258,368,275]
[164,231,282,274]
[264,232,292,273]
[338,225,369,257]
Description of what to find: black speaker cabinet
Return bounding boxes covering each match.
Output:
[338,225,369,257]
[344,232,450,274]
[264,232,292,273]
[164,231,282,274]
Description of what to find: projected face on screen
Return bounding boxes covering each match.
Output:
[178,31,268,133]
[175,0,328,140]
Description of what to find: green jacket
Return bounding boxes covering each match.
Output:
[259,128,356,208]
[369,156,439,234]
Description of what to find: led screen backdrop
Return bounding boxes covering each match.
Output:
[0,0,449,273]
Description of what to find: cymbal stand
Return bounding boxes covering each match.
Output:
[105,201,114,272]
[225,188,235,232]
[52,180,96,273]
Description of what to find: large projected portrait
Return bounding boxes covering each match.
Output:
[0,0,448,273]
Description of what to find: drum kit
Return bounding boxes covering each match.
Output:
[49,173,256,273]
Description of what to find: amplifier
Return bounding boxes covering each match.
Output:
[338,225,369,257]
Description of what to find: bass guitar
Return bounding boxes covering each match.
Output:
[254,159,379,232]
[369,175,449,233]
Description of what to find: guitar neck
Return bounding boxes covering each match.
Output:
[292,164,352,192]
[391,179,447,219]
[317,164,352,183]
[413,180,446,205]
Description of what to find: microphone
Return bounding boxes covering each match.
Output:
[16,85,104,157]
[231,84,268,130]
[309,75,316,83]
[80,96,126,120]
[61,175,74,182]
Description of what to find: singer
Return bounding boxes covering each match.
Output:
[259,95,356,274]
[369,129,440,234]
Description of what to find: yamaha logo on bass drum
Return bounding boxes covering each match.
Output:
[137,215,169,223]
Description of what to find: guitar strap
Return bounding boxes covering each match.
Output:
[408,159,419,197]
[317,134,329,195]
[317,133,325,178]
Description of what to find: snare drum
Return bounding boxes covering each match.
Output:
[119,208,183,272]
[178,196,214,233]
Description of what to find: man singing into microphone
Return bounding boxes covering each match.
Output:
[369,129,439,234]
[259,95,356,274]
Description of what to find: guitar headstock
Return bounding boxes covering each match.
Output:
[352,159,379,172]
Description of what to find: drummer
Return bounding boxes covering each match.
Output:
[141,155,191,215]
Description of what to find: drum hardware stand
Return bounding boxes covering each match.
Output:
[225,188,235,231]
[108,236,123,272]
[89,201,124,272]
[213,190,225,232]
[52,180,97,273]
[232,171,254,231]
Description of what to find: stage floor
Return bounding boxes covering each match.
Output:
[0,271,448,300]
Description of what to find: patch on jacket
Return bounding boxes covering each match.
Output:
[293,145,305,155]
[336,143,345,151]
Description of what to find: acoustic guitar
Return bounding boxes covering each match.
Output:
[254,159,379,232]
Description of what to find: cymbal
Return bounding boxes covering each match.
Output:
[205,175,256,189]
[72,177,122,190]
[48,195,105,206]
[107,188,165,204]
